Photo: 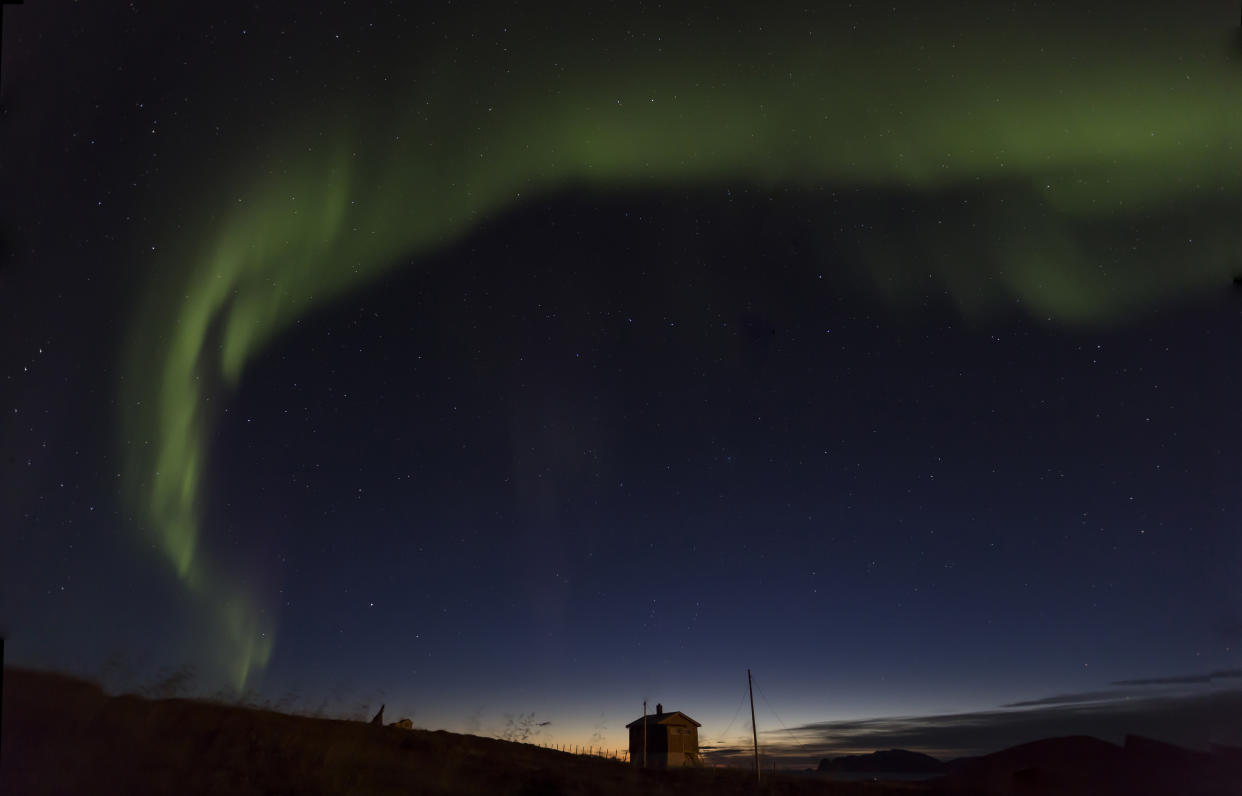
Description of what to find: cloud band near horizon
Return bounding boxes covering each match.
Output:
[707,687,1242,766]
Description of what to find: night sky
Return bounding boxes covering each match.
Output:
[2,1,1241,763]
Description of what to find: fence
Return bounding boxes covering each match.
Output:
[535,742,629,762]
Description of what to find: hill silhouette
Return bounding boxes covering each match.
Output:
[942,734,1242,795]
[818,749,945,774]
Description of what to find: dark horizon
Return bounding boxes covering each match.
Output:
[8,660,1242,770]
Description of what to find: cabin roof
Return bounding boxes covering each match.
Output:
[625,710,701,729]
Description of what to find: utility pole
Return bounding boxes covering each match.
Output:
[0,636,4,769]
[748,668,760,785]
[642,699,647,769]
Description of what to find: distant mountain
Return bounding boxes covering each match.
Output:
[817,748,945,773]
[815,736,1242,794]
[943,734,1242,796]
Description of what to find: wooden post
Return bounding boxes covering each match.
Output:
[748,669,760,785]
[642,699,648,768]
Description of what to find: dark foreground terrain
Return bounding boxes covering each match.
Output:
[3,668,1240,795]
[0,668,926,796]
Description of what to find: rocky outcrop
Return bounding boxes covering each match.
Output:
[370,704,385,726]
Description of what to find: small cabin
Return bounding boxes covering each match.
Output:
[625,704,701,768]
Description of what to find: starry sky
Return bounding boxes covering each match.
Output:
[2,0,1241,763]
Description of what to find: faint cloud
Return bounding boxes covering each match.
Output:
[744,690,1242,766]
[1111,669,1242,687]
[1001,690,1131,708]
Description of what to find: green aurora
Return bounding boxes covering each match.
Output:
[122,7,1242,687]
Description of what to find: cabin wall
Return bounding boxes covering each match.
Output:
[666,725,697,754]
[628,725,669,765]
[628,718,699,767]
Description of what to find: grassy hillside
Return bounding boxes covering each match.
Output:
[0,668,927,795]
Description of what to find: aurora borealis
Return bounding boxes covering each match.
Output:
[3,0,1242,759]
[120,5,1242,685]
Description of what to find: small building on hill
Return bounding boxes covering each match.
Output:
[626,704,701,768]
